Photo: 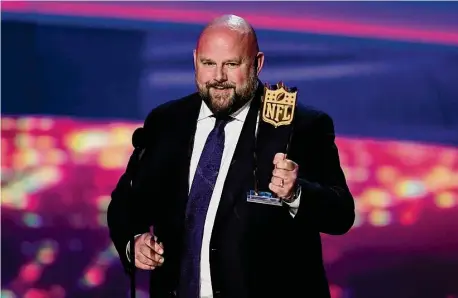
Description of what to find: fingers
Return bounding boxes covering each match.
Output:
[134,233,165,270]
[270,174,292,191]
[135,256,156,270]
[271,175,285,187]
[275,159,297,171]
[144,234,164,255]
[273,152,297,171]
[272,168,293,183]
[273,153,286,165]
[271,153,298,199]
[137,245,164,268]
[269,182,286,198]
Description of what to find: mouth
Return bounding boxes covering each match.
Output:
[211,86,231,90]
[210,87,233,94]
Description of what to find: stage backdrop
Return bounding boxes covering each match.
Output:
[2,2,458,298]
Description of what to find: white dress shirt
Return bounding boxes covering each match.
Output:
[127,99,301,297]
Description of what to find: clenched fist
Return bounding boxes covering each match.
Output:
[134,232,165,270]
[269,152,299,201]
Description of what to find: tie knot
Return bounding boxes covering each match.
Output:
[213,115,232,131]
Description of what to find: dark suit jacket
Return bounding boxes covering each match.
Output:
[107,84,355,298]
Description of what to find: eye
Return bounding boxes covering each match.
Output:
[226,63,239,68]
[202,61,215,66]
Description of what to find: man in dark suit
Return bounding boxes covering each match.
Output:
[107,14,355,298]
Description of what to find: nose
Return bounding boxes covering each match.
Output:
[214,65,227,82]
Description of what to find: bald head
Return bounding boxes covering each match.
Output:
[193,15,265,116]
[200,14,259,52]
[207,14,253,31]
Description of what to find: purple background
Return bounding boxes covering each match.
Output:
[2,2,458,298]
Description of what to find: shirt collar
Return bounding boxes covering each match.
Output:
[197,99,251,123]
[197,101,214,121]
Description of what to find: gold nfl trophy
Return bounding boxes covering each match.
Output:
[247,81,298,206]
[262,81,297,128]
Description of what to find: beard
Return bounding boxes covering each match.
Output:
[197,70,258,117]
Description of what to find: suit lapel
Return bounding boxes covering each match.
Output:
[168,94,202,211]
[213,84,263,228]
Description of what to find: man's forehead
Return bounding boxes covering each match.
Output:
[198,26,250,45]
[197,54,244,62]
[197,36,251,57]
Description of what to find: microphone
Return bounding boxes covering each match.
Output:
[125,128,146,180]
[132,127,146,149]
[128,127,147,298]
[132,127,147,162]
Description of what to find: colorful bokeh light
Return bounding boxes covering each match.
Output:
[2,116,457,297]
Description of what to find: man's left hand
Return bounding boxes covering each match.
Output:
[269,153,299,201]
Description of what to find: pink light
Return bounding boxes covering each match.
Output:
[19,262,42,283]
[400,209,418,225]
[26,197,40,212]
[329,284,343,298]
[49,285,66,298]
[3,2,458,46]
[83,266,104,287]
[23,289,48,298]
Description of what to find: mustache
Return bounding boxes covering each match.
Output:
[206,82,235,89]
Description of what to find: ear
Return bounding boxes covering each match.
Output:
[193,49,197,69]
[255,52,265,76]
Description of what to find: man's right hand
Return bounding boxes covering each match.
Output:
[134,232,165,270]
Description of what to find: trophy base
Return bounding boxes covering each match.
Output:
[246,190,282,206]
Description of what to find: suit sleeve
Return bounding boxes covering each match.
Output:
[294,112,355,235]
[107,152,150,274]
[107,110,158,274]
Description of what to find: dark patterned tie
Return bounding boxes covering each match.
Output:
[178,116,230,298]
